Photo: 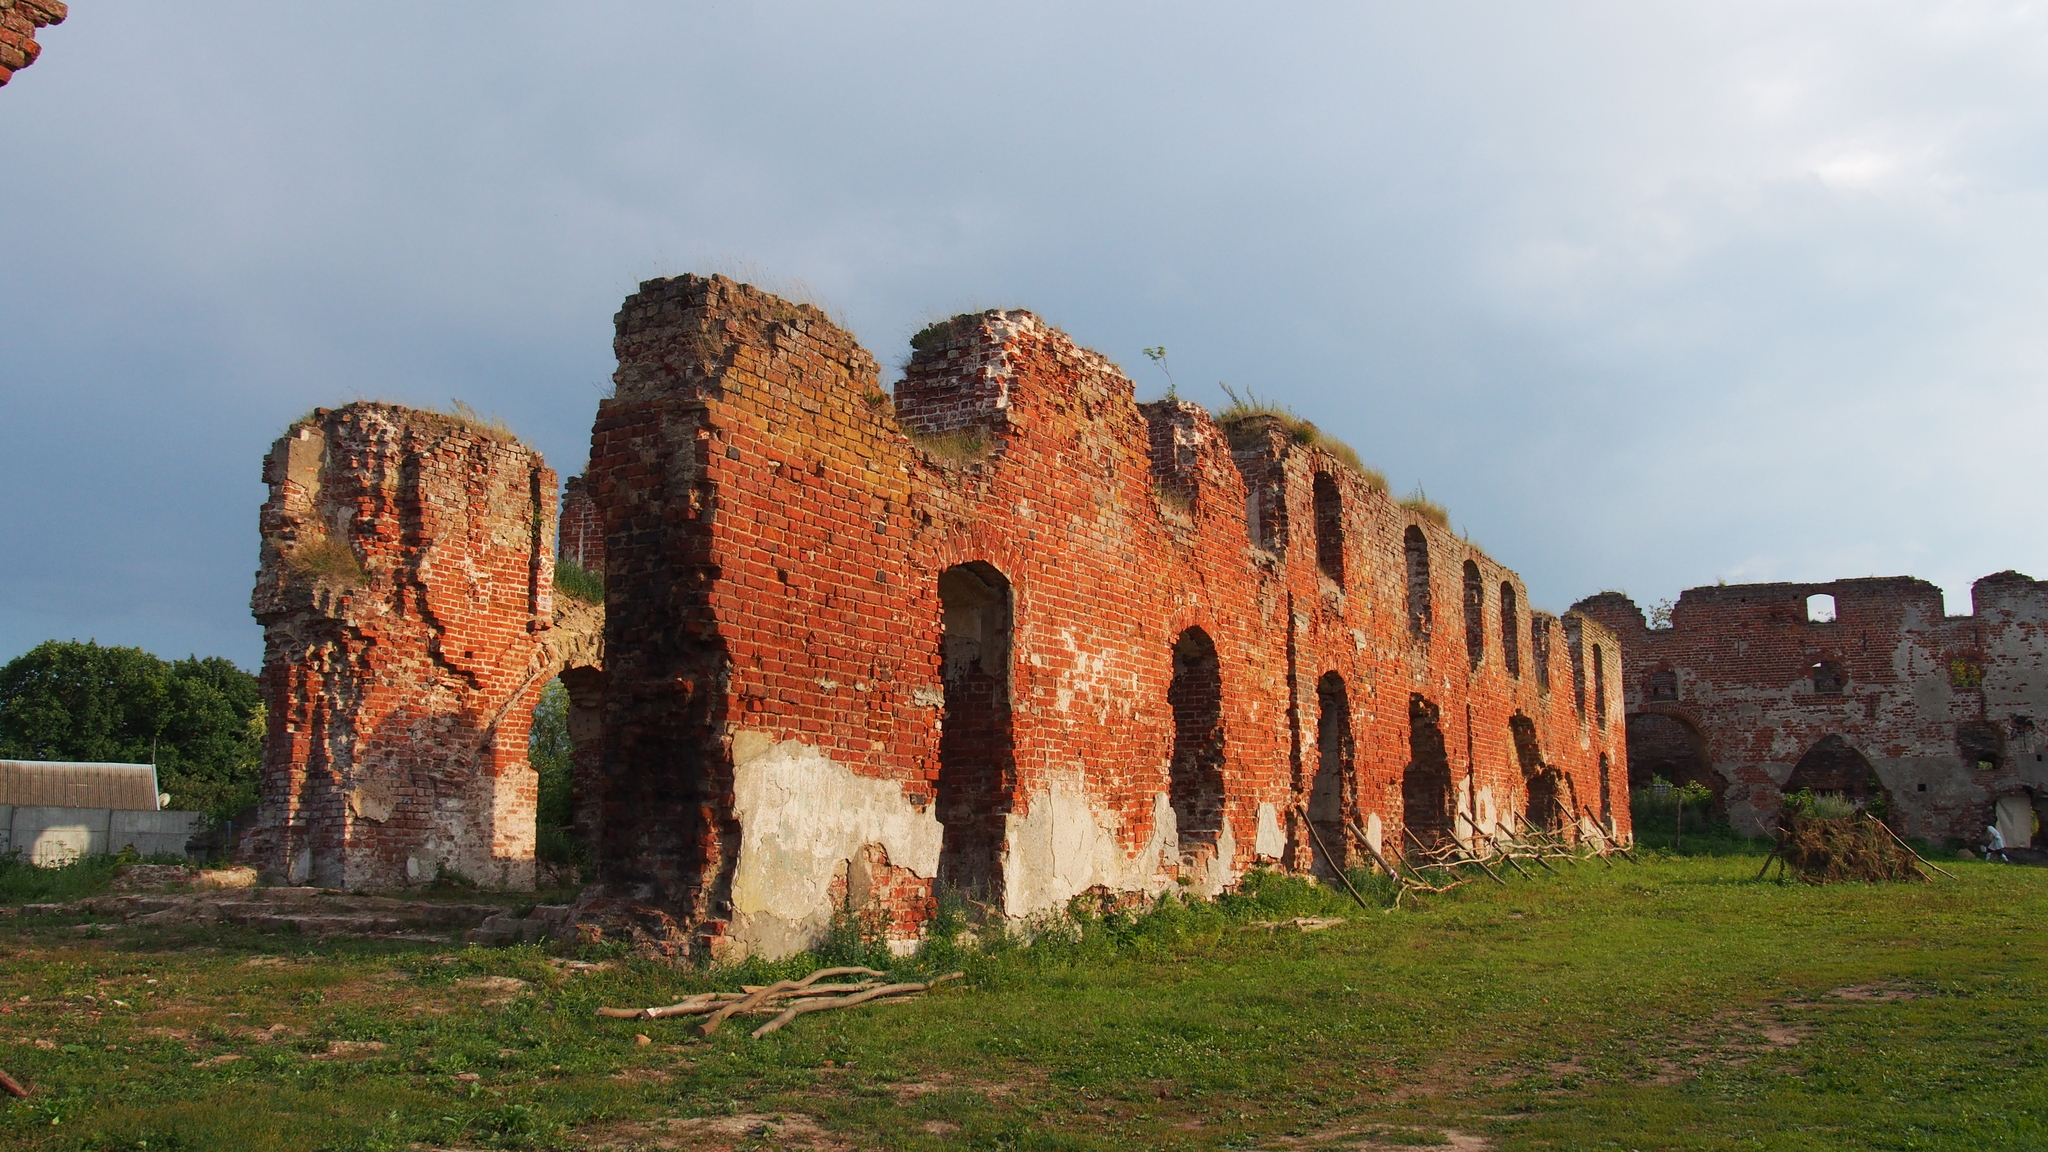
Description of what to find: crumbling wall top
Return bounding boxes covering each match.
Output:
[0,1,67,88]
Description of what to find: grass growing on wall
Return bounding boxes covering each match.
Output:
[1216,384,1389,491]
[4,856,2046,1150]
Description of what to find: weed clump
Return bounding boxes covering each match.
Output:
[285,535,364,585]
[1216,384,1387,491]
[553,559,603,605]
[904,427,992,466]
[1400,486,1450,528]
[1774,812,1925,883]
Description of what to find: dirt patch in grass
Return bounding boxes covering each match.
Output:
[578,1112,852,1151]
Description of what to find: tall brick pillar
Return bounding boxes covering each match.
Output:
[247,403,572,890]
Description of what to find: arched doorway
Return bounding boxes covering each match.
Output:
[1784,735,1887,811]
[1167,627,1225,858]
[1309,673,1354,869]
[1403,694,1455,849]
[1626,712,1713,794]
[937,562,1015,900]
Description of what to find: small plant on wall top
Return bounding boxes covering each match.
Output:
[285,535,364,586]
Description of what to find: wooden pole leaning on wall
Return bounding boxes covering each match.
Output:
[1449,810,1509,885]
[1295,805,1375,912]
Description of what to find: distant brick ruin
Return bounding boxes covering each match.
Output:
[247,404,601,889]
[250,275,1628,959]
[1575,574,2048,847]
[0,1,66,88]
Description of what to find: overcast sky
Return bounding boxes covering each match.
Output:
[5,2,2047,670]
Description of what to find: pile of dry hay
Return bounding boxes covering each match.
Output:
[1766,814,1928,883]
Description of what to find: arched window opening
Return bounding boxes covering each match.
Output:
[1509,713,1562,833]
[1785,735,1887,813]
[1167,628,1226,857]
[1647,669,1678,701]
[1246,478,1287,553]
[1592,645,1608,721]
[1312,473,1345,587]
[1309,673,1354,872]
[1531,617,1552,692]
[1807,593,1837,623]
[1404,526,1431,636]
[937,562,1015,900]
[1810,661,1845,696]
[1463,560,1485,669]
[1500,583,1521,678]
[1403,695,1455,850]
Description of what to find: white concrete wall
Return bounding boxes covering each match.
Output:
[0,805,206,866]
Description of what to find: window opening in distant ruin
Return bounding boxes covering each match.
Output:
[1167,627,1226,857]
[1310,673,1354,871]
[1950,657,1985,689]
[1625,712,1712,794]
[1500,583,1521,678]
[1405,526,1431,636]
[1313,473,1345,587]
[1463,560,1485,669]
[1647,669,1678,701]
[937,562,1015,900]
[1807,593,1836,623]
[1592,645,1608,720]
[1785,735,1887,811]
[1404,695,1456,849]
[1957,721,2003,773]
[1531,617,1551,692]
[1569,637,1587,717]
[1810,661,1845,696]
[1599,753,1612,826]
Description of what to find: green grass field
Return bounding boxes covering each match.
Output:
[1,850,2043,1151]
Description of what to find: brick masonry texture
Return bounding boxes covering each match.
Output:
[558,475,605,572]
[245,404,600,890]
[582,275,1627,958]
[0,1,65,88]
[1574,574,2048,846]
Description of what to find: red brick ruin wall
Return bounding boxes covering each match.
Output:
[1575,573,2048,846]
[558,475,605,572]
[0,1,65,88]
[246,404,600,889]
[585,275,1626,957]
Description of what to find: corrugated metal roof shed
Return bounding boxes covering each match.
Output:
[0,760,162,810]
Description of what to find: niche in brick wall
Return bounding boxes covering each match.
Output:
[1167,627,1226,857]
[1464,560,1485,669]
[1313,473,1345,587]
[1403,694,1455,850]
[1309,672,1354,869]
[1624,712,1711,793]
[1500,583,1521,678]
[1405,527,1431,636]
[937,562,1014,902]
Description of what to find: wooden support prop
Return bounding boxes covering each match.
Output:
[750,973,963,1039]
[1754,849,1779,882]
[1574,807,1617,869]
[1297,806,1375,912]
[1451,811,1509,885]
[1868,815,1958,880]
[0,1068,26,1099]
[700,967,885,1036]
[1506,814,1565,873]
[1347,819,1419,894]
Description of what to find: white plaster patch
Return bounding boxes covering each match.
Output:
[728,732,942,960]
[1364,811,1384,856]
[1254,801,1286,858]
[1002,774,1175,919]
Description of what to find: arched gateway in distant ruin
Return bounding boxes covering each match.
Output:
[246,274,1626,959]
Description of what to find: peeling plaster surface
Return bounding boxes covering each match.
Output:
[729,731,942,957]
[1003,777,1177,919]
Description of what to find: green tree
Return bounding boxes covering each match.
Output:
[0,640,264,818]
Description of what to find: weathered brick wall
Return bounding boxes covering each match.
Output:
[1575,574,2048,844]
[584,275,1625,958]
[0,1,65,88]
[558,475,605,572]
[245,403,600,890]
